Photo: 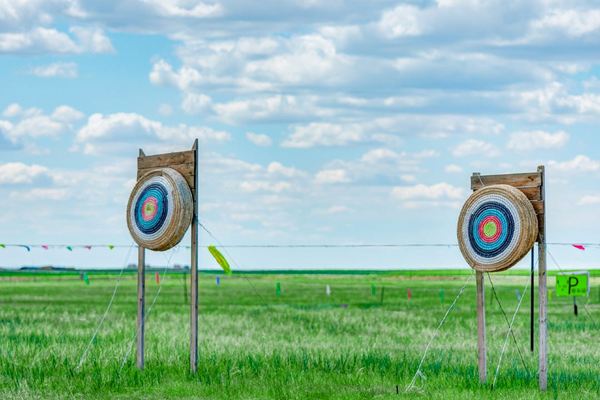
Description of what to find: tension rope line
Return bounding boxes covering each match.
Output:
[486,273,529,371]
[199,222,268,304]
[491,260,535,388]
[118,247,178,372]
[405,271,474,392]
[75,243,135,371]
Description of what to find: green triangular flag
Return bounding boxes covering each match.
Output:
[0,244,5,248]
[83,273,90,285]
[108,245,114,250]
[208,246,232,275]
[66,246,73,251]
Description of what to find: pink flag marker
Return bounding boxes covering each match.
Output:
[41,245,49,250]
[572,244,586,251]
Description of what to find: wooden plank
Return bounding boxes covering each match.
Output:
[138,150,195,169]
[537,165,548,391]
[518,186,542,201]
[476,271,487,384]
[471,172,541,190]
[138,163,195,189]
[531,200,544,215]
[190,139,199,374]
[136,246,145,370]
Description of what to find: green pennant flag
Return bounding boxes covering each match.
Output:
[0,244,5,248]
[276,282,281,297]
[208,246,232,275]
[83,273,90,285]
[66,246,73,251]
[108,245,115,250]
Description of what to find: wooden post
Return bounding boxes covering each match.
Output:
[136,147,146,371]
[537,165,548,391]
[190,139,199,373]
[476,270,487,383]
[136,245,145,369]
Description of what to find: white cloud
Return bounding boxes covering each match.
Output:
[246,132,272,147]
[76,112,230,154]
[30,62,78,78]
[507,130,569,151]
[240,180,291,193]
[445,164,463,173]
[0,162,49,184]
[324,205,351,214]
[181,92,212,114]
[391,182,464,201]
[2,103,22,118]
[361,148,398,163]
[531,9,600,37]
[378,5,423,38]
[10,187,68,201]
[51,105,84,122]
[266,162,305,178]
[452,139,500,157]
[548,155,600,172]
[315,168,351,184]
[578,195,600,205]
[143,0,224,18]
[283,122,366,148]
[0,27,113,54]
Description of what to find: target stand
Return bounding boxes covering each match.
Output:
[128,140,199,373]
[461,166,547,390]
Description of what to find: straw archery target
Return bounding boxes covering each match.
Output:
[127,168,193,251]
[457,184,538,272]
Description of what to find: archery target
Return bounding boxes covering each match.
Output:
[127,168,193,251]
[457,184,538,272]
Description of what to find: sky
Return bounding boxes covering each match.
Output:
[1,0,600,270]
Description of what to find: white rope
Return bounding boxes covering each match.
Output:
[492,274,531,388]
[75,243,135,371]
[405,272,474,392]
[118,247,178,372]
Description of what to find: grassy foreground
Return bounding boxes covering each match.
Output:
[0,270,598,399]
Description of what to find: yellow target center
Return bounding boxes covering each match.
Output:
[145,203,155,215]
[483,221,497,237]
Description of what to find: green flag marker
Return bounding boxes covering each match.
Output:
[0,244,5,248]
[66,246,73,251]
[276,282,281,297]
[371,283,376,296]
[83,273,90,285]
[556,272,589,297]
[108,245,115,250]
[208,246,232,275]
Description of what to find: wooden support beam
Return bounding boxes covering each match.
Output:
[476,270,486,383]
[537,165,548,391]
[136,245,145,369]
[190,139,199,373]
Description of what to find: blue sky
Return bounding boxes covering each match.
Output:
[1,0,600,270]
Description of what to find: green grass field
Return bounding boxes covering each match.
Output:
[1,270,599,399]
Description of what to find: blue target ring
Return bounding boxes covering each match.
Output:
[467,201,515,259]
[134,183,169,235]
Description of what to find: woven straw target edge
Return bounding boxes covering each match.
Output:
[457,184,538,272]
[126,167,193,251]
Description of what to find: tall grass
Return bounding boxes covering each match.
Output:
[0,271,598,399]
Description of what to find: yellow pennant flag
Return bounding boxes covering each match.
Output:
[208,246,232,275]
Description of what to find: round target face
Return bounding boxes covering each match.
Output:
[457,184,538,272]
[127,168,192,251]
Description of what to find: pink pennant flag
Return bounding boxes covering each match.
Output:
[572,244,586,251]
[41,245,49,250]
